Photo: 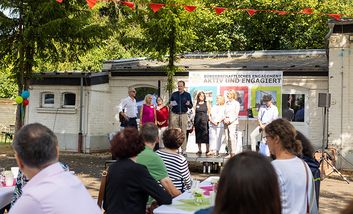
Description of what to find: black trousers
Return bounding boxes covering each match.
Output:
[127,118,137,129]
[120,118,137,129]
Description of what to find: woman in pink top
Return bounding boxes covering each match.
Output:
[140,94,156,127]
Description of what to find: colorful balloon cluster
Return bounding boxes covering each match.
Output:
[15,90,30,106]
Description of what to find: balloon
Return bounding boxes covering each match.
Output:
[15,96,23,104]
[23,99,29,106]
[21,90,30,99]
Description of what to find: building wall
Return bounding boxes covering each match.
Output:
[329,34,353,169]
[0,99,16,131]
[85,83,111,152]
[27,85,81,152]
[283,76,328,149]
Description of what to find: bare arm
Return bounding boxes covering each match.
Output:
[160,177,181,197]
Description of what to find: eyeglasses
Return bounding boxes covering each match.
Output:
[262,135,271,141]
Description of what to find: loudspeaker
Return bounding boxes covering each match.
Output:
[318,93,331,107]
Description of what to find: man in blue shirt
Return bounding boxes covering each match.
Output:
[169,80,193,155]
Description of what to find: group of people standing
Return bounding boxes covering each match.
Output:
[118,81,281,158]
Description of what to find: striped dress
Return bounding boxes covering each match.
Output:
[156,150,192,192]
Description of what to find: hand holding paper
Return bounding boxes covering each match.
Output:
[170,100,178,106]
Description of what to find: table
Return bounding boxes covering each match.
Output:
[154,176,219,214]
[0,186,15,209]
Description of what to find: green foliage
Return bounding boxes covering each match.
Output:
[0,0,109,128]
[0,66,16,98]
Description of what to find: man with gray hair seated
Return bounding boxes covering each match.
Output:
[9,123,100,214]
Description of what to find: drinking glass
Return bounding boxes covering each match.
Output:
[3,170,14,186]
[11,167,19,179]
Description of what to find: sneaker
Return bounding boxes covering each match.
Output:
[182,151,187,157]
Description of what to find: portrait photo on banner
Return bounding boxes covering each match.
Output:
[189,86,218,106]
[250,86,282,117]
[219,86,249,117]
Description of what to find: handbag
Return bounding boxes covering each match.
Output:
[119,111,128,127]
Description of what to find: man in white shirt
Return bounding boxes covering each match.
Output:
[250,94,278,152]
[10,123,100,214]
[118,87,138,129]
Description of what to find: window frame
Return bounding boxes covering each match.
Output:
[62,92,76,108]
[41,92,55,108]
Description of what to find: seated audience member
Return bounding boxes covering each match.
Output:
[11,162,69,206]
[264,119,318,214]
[296,131,321,207]
[156,128,191,192]
[103,128,172,214]
[195,151,281,214]
[9,123,100,214]
[137,123,181,197]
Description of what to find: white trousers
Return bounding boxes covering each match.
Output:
[209,125,224,151]
[158,126,168,148]
[224,122,241,154]
[250,126,261,151]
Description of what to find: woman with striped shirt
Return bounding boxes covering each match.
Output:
[157,128,192,192]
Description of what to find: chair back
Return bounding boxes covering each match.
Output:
[97,160,117,209]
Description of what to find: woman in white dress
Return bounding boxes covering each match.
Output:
[207,95,225,156]
[223,90,240,158]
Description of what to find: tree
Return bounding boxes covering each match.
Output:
[0,0,108,130]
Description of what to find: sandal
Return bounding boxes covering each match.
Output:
[206,151,215,156]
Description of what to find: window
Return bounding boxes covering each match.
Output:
[282,94,305,122]
[41,93,54,108]
[62,93,76,108]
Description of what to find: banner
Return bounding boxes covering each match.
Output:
[188,71,283,117]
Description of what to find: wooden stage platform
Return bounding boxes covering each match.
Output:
[185,153,230,174]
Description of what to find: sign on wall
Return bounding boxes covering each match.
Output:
[188,71,283,117]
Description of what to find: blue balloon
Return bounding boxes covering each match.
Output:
[21,90,30,99]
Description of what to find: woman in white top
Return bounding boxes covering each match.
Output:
[223,90,241,157]
[208,95,225,156]
[264,118,318,214]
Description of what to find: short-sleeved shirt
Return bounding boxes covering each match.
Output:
[258,104,279,125]
[119,96,138,118]
[136,146,168,181]
[272,157,318,214]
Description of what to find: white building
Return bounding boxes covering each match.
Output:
[26,20,353,169]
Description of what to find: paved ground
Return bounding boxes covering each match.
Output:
[1,144,353,213]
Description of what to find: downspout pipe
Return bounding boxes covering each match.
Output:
[78,73,84,153]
